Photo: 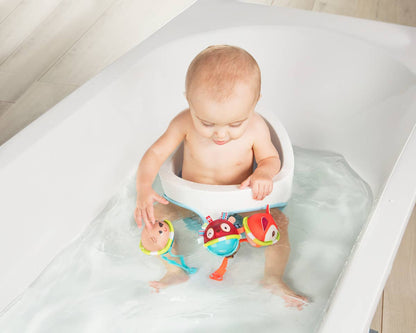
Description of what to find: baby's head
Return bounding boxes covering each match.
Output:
[140,220,172,253]
[185,45,261,145]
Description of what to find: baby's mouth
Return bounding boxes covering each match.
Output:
[213,139,228,145]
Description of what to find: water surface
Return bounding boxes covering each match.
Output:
[0,147,373,333]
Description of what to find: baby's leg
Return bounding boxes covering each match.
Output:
[153,201,195,222]
[239,208,308,310]
[148,202,195,292]
[149,241,190,293]
[262,208,308,310]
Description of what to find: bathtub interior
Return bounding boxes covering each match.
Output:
[0,147,374,333]
[125,26,416,198]
[0,24,416,332]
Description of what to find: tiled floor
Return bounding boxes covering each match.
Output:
[0,1,415,332]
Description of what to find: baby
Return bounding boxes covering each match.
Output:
[135,45,307,309]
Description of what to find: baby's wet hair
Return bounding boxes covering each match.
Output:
[185,45,261,102]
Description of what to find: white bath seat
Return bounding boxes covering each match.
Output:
[159,111,294,221]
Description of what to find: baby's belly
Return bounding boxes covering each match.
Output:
[181,139,254,185]
[181,156,253,185]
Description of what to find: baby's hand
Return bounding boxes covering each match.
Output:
[240,170,273,201]
[134,187,168,229]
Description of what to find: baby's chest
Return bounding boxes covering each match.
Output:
[186,140,254,169]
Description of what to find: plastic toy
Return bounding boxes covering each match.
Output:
[200,205,279,281]
[140,219,197,275]
[202,213,243,257]
[243,206,280,247]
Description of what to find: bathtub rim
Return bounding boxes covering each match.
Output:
[318,122,416,333]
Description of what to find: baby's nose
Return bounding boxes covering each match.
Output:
[214,127,227,138]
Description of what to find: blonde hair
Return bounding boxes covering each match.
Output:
[185,45,261,101]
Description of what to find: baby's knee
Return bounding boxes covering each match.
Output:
[275,238,291,250]
[153,202,194,221]
[270,208,289,228]
[152,203,169,221]
[267,237,291,252]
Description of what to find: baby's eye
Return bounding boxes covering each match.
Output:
[159,230,163,234]
[202,122,214,127]
[158,222,163,227]
[229,122,242,128]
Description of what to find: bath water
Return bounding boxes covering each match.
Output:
[0,147,372,333]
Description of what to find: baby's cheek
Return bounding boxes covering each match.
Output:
[230,127,246,140]
[198,126,213,138]
[201,127,213,138]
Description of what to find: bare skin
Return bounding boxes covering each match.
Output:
[149,241,190,293]
[135,46,308,307]
[259,208,308,310]
[146,204,195,293]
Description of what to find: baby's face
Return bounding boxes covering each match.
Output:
[187,81,258,145]
[141,221,171,252]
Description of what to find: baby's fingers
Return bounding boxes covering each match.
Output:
[139,207,151,230]
[252,182,272,200]
[252,182,260,200]
[134,208,142,228]
[259,184,272,200]
[240,175,252,189]
[146,205,156,226]
[257,185,266,201]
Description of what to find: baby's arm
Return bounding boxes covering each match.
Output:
[135,112,187,228]
[240,116,281,200]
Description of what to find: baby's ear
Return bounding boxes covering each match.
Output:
[228,216,236,224]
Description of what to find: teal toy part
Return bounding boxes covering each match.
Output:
[206,238,240,257]
[161,248,197,275]
[163,193,287,224]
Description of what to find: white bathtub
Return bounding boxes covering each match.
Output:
[1,0,416,332]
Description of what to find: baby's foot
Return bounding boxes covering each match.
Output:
[261,276,309,310]
[149,270,189,293]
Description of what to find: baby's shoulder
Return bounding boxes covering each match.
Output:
[169,109,192,129]
[246,112,274,145]
[249,112,270,132]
